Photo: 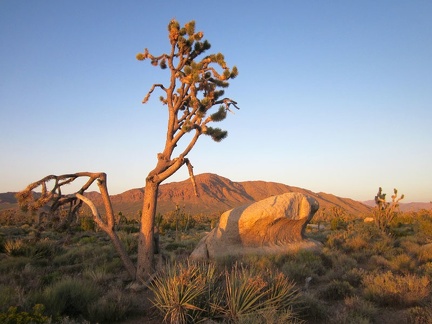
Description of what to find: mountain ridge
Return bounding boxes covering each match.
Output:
[1,173,428,216]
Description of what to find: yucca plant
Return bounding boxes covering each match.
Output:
[148,261,217,323]
[219,263,300,323]
[263,271,299,311]
[221,264,269,322]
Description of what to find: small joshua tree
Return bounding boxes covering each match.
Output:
[374,187,404,233]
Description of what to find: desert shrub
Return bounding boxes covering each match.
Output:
[52,243,115,272]
[399,239,422,257]
[236,307,300,324]
[40,270,63,286]
[78,236,96,244]
[342,268,366,288]
[27,240,64,261]
[0,256,31,274]
[238,254,276,272]
[325,230,346,250]
[4,239,26,257]
[80,217,95,232]
[419,262,432,277]
[322,250,358,280]
[318,280,354,301]
[343,296,377,321]
[328,296,377,324]
[416,212,432,238]
[35,277,99,318]
[330,217,347,230]
[83,266,113,285]
[0,285,20,312]
[117,231,138,254]
[363,271,431,307]
[418,243,432,263]
[118,223,139,233]
[0,304,50,324]
[164,241,188,252]
[388,253,417,274]
[345,234,368,252]
[87,287,138,323]
[296,292,328,322]
[280,250,326,284]
[369,235,395,257]
[406,304,432,324]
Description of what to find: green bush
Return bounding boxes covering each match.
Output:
[87,288,137,323]
[296,292,329,322]
[0,304,50,324]
[318,280,354,300]
[330,217,347,230]
[28,240,64,261]
[80,217,95,232]
[0,285,19,312]
[280,250,326,283]
[329,296,377,324]
[342,268,366,288]
[35,277,99,318]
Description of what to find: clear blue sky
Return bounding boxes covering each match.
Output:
[1,1,431,203]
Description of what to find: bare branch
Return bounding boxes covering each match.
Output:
[185,158,199,197]
[142,84,166,104]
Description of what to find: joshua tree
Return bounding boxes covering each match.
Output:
[374,187,404,233]
[17,19,239,281]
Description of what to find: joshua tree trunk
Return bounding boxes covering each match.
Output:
[137,179,159,281]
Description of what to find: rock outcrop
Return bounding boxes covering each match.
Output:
[190,192,321,260]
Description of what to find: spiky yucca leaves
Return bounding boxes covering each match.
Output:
[148,261,218,324]
[220,263,299,323]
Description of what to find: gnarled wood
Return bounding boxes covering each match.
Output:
[17,172,137,280]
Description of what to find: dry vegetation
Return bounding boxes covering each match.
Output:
[0,206,432,323]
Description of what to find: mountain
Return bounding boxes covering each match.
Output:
[1,173,373,217]
[67,173,372,217]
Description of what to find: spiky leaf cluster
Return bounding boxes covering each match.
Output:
[136,19,239,147]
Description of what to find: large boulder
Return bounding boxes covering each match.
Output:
[190,192,321,260]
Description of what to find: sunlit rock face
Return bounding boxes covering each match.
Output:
[190,192,322,260]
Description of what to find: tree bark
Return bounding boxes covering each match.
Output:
[136,179,159,281]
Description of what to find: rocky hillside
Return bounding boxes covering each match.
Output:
[81,173,372,217]
[1,173,373,217]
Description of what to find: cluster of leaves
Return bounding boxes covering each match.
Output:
[136,19,239,144]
